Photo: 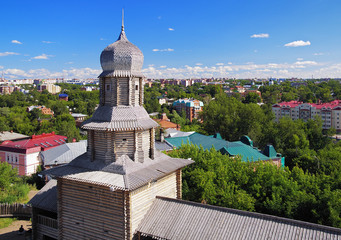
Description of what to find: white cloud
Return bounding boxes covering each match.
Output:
[250,33,269,38]
[297,58,303,61]
[141,60,328,79]
[216,63,224,66]
[65,62,73,64]
[195,63,203,66]
[0,52,20,57]
[284,40,311,47]
[228,62,233,65]
[42,41,55,44]
[314,53,324,56]
[0,66,3,69]
[11,40,22,44]
[159,65,167,68]
[152,48,174,52]
[295,61,317,66]
[5,60,341,81]
[99,38,106,41]
[31,54,52,60]
[168,28,174,31]
[3,67,101,79]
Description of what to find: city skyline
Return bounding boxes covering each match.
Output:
[1,0,341,79]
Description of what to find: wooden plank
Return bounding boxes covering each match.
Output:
[130,172,177,235]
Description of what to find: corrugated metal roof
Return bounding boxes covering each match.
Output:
[136,197,341,240]
[41,140,87,166]
[0,131,29,142]
[43,150,193,191]
[28,179,57,213]
[165,133,274,162]
[82,105,158,131]
[155,141,173,151]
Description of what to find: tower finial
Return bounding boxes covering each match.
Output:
[122,8,124,31]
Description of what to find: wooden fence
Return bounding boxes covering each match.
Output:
[0,203,32,218]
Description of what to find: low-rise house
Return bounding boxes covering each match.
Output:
[58,93,68,101]
[165,132,284,167]
[155,113,180,131]
[0,132,67,175]
[0,131,29,144]
[71,113,88,127]
[27,105,54,116]
[41,140,87,169]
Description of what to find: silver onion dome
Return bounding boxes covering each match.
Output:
[99,24,144,78]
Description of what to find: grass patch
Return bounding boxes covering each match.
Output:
[0,218,16,229]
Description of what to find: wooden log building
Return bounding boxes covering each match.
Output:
[29,17,193,240]
[28,15,341,240]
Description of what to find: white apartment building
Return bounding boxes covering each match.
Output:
[272,100,341,131]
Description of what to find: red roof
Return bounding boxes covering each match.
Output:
[0,132,67,154]
[276,100,341,110]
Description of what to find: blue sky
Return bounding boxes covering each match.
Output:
[1,0,341,79]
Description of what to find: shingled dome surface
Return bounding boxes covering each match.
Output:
[100,27,144,78]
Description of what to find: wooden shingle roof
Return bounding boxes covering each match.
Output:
[42,150,193,191]
[82,105,158,131]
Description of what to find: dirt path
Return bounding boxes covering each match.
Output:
[0,220,31,240]
[0,190,39,239]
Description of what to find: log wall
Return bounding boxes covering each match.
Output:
[118,78,129,105]
[35,215,58,240]
[132,78,139,107]
[115,131,134,159]
[130,172,177,236]
[94,131,114,163]
[142,131,150,160]
[58,178,127,240]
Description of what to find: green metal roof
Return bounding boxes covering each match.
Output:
[166,133,277,162]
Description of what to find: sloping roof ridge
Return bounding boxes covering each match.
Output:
[155,196,341,234]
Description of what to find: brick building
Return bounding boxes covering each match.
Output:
[173,98,203,122]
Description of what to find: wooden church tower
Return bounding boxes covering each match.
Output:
[29,15,193,240]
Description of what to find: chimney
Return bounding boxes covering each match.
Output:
[160,131,165,143]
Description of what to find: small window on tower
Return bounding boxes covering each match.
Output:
[135,85,138,90]
[106,84,110,91]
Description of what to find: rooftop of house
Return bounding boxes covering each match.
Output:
[136,196,341,240]
[0,131,29,143]
[155,119,179,129]
[41,140,87,166]
[0,132,67,153]
[165,132,281,162]
[273,100,341,110]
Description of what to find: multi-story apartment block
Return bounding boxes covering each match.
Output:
[272,100,341,131]
[37,83,61,94]
[173,98,203,122]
